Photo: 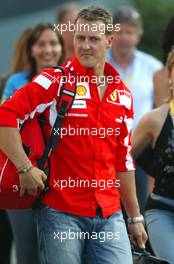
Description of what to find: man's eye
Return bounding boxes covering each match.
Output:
[77,36,85,41]
[91,37,98,41]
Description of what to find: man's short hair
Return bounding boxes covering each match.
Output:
[113,6,143,35]
[74,5,113,35]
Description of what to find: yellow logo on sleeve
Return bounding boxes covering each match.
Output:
[110,90,117,102]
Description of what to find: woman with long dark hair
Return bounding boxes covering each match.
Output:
[2,23,65,101]
[3,22,65,264]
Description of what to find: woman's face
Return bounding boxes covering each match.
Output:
[31,29,62,71]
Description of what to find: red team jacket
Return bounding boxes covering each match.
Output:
[0,57,135,217]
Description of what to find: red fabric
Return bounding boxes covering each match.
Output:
[0,57,135,217]
[0,118,45,209]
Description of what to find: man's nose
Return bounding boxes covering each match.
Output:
[82,39,90,50]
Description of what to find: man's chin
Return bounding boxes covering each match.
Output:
[119,48,132,55]
[79,60,95,69]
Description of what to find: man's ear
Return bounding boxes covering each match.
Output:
[106,34,114,48]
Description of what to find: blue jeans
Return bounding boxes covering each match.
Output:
[34,204,132,264]
[145,209,174,264]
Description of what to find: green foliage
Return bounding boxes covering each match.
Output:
[134,0,174,61]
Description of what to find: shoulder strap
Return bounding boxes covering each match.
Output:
[37,66,76,169]
[33,66,76,208]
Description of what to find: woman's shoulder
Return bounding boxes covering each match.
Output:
[139,104,169,130]
[152,103,169,118]
[6,72,29,91]
[2,71,29,100]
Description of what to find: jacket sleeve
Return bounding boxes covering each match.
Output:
[116,85,135,172]
[0,69,60,128]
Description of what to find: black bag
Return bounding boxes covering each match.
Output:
[132,247,169,264]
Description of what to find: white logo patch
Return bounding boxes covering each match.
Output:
[72,100,87,109]
[33,72,53,90]
[107,90,132,110]
[66,113,88,117]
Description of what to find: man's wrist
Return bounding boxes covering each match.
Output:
[17,162,33,175]
[124,200,141,216]
[127,214,144,224]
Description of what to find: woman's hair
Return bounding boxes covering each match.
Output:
[26,23,65,81]
[162,16,174,64]
[11,28,32,74]
[166,49,174,75]
[165,49,174,102]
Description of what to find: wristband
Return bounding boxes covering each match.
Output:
[18,165,33,175]
[127,214,144,224]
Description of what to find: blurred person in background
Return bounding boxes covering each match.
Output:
[56,2,79,61]
[132,49,174,264]
[0,27,31,264]
[3,23,65,264]
[154,16,174,107]
[2,23,65,102]
[106,6,162,212]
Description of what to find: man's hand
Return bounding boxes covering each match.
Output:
[128,222,148,249]
[19,167,47,197]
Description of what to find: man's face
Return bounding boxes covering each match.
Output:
[112,22,140,56]
[74,19,113,69]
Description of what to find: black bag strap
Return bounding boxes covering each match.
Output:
[37,66,76,168]
[132,246,150,256]
[33,66,76,208]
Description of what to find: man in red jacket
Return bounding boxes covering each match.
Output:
[0,6,147,264]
